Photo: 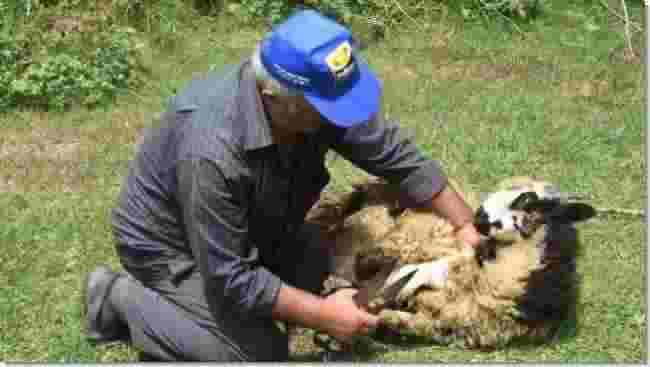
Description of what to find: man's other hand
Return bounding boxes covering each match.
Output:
[319,288,379,343]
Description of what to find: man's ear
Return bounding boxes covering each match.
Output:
[257,79,276,98]
[260,87,275,97]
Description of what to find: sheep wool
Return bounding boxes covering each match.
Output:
[307,177,595,349]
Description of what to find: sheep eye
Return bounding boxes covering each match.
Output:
[512,216,522,232]
[474,207,492,236]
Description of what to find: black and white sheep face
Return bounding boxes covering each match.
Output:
[474,189,545,242]
[473,187,596,267]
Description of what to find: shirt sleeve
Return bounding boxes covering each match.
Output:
[175,156,283,318]
[331,112,448,206]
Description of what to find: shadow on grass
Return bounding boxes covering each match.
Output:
[288,351,324,362]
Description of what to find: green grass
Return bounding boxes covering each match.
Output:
[0,1,646,362]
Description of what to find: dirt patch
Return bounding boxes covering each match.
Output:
[0,141,80,161]
[431,27,456,49]
[0,128,84,193]
[47,15,104,34]
[430,27,456,65]
[559,80,610,98]
[0,108,150,193]
[432,61,528,82]
[380,64,418,81]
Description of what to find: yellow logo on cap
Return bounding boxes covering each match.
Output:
[325,41,352,73]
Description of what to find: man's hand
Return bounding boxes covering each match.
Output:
[318,288,379,343]
[419,184,483,249]
[454,222,482,248]
[272,284,378,344]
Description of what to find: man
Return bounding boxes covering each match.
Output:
[84,9,482,361]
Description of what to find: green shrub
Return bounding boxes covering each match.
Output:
[460,0,542,20]
[225,0,543,36]
[224,0,374,25]
[0,36,20,110]
[12,54,93,110]
[92,31,132,93]
[2,28,137,112]
[225,0,289,24]
[112,0,183,47]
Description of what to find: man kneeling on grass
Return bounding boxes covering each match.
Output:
[84,9,482,361]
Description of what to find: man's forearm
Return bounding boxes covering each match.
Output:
[271,284,327,330]
[272,284,380,343]
[417,183,483,247]
[417,184,475,230]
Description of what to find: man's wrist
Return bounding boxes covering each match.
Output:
[454,221,483,248]
[315,296,335,331]
[452,220,475,233]
[272,284,328,331]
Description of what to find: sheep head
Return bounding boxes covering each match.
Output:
[471,179,596,324]
[473,185,595,262]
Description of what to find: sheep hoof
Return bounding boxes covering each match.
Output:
[378,309,415,330]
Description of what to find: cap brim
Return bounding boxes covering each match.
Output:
[304,61,381,128]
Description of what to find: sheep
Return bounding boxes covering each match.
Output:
[307,177,596,349]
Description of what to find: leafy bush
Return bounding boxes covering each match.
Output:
[225,0,289,24]
[0,36,20,110]
[1,28,138,112]
[225,0,543,35]
[111,0,184,47]
[0,0,7,31]
[11,54,94,110]
[461,0,542,20]
[225,0,379,25]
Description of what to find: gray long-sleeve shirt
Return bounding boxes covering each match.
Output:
[111,59,448,322]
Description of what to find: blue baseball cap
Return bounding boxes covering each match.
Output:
[259,10,382,128]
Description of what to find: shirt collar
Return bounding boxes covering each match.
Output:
[237,60,275,151]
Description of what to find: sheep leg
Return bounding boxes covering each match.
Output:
[377,309,418,340]
[378,310,430,336]
[378,309,453,344]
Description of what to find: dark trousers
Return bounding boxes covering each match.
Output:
[112,224,331,361]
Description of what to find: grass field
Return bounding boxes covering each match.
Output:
[0,1,646,362]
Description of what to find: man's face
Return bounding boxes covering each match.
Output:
[262,92,325,134]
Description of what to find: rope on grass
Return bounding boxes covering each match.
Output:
[565,194,644,218]
[594,207,645,218]
[620,0,636,59]
[598,0,643,33]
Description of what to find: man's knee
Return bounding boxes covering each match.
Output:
[108,271,287,361]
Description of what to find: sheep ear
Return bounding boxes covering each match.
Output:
[521,198,560,213]
[510,191,539,210]
[550,203,597,223]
